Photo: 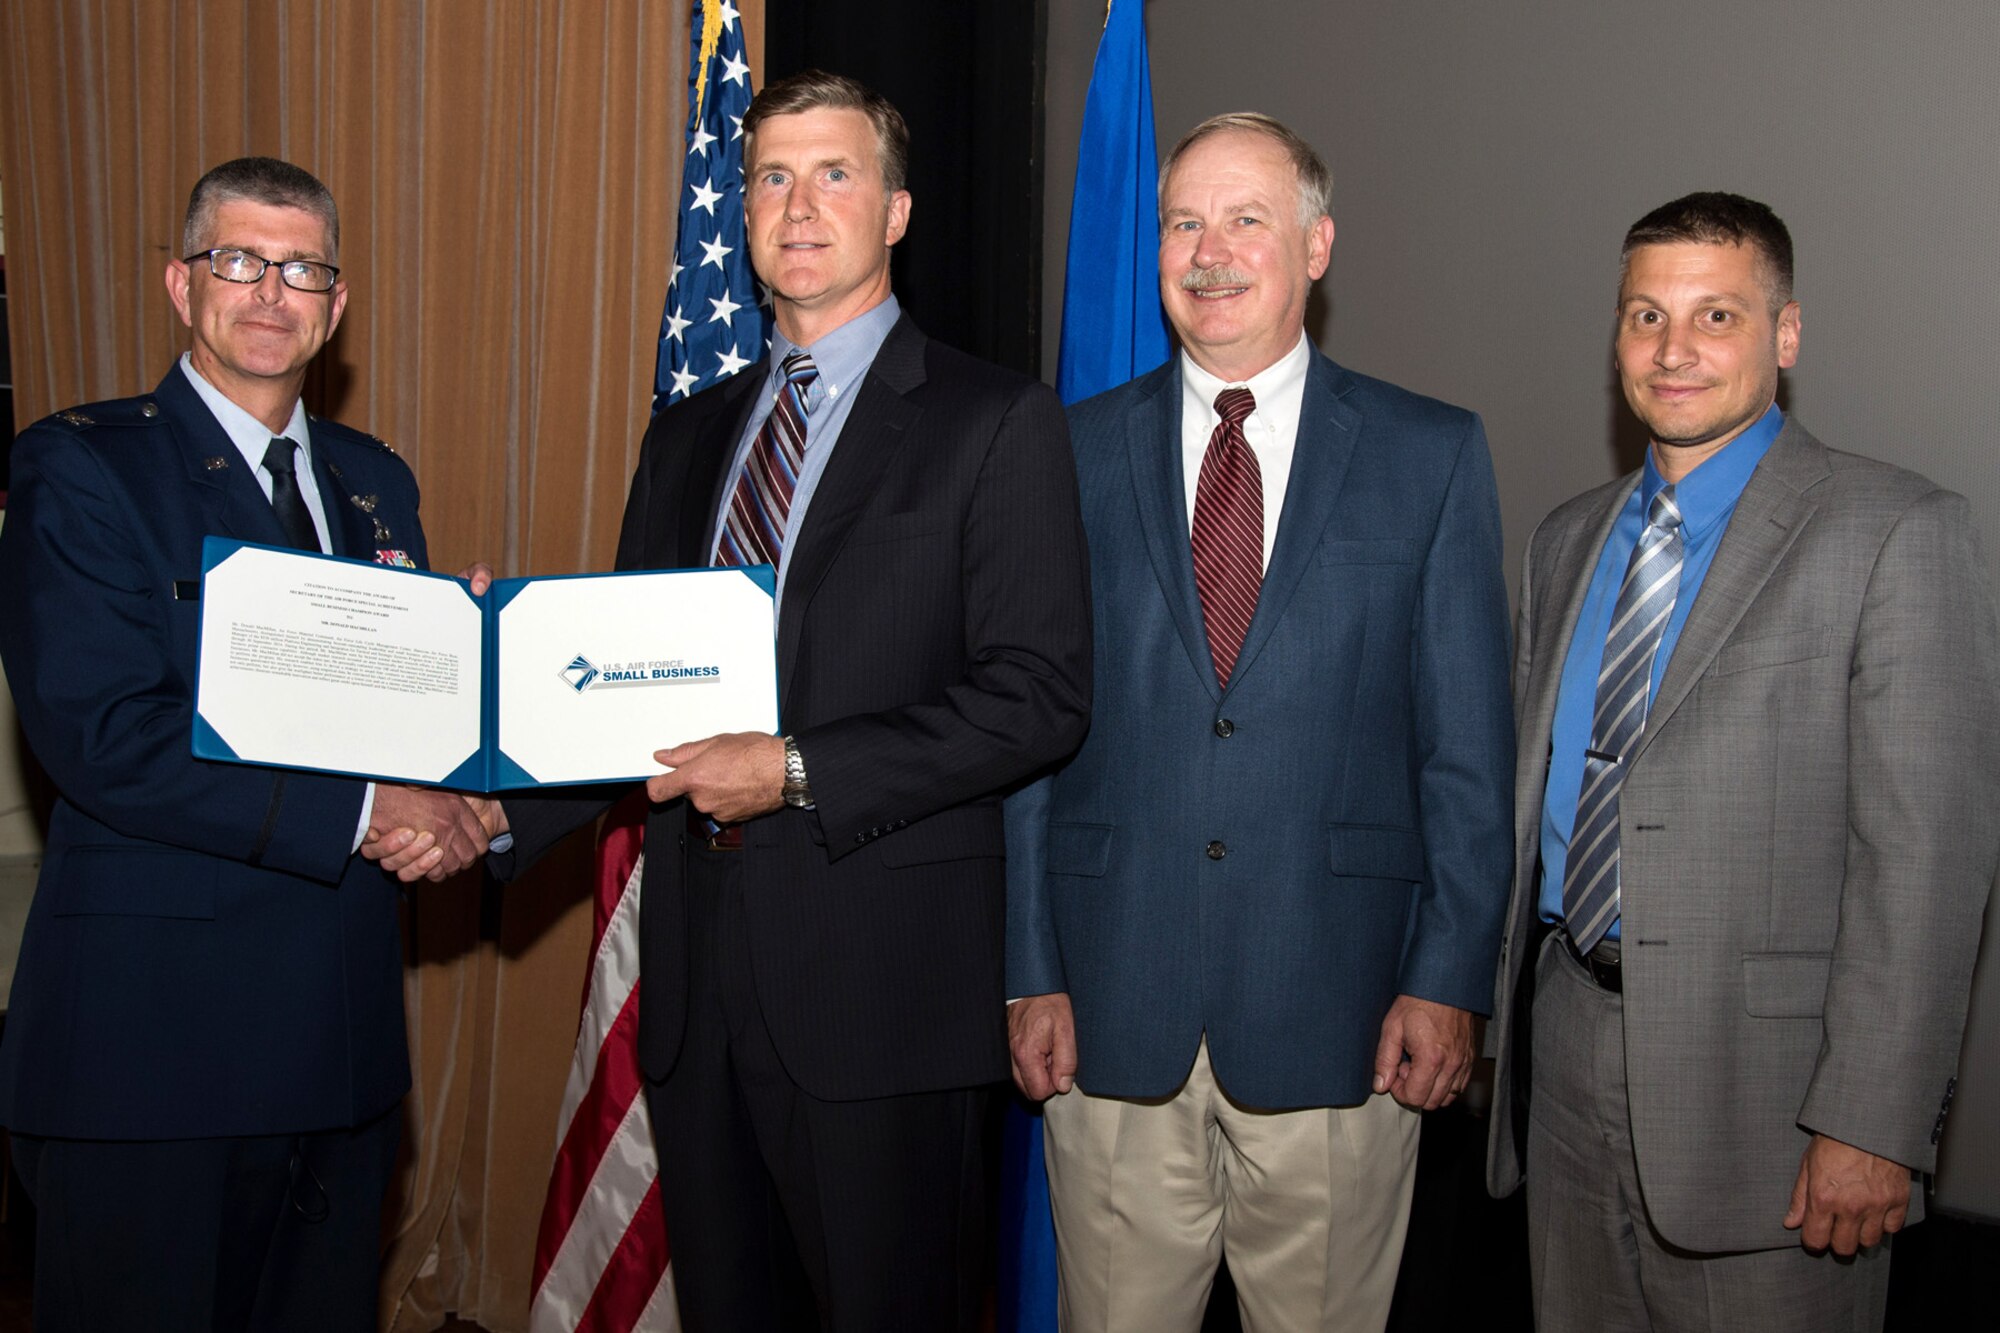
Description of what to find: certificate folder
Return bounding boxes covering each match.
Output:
[193,537,779,791]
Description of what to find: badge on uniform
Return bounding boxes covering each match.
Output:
[375,549,417,568]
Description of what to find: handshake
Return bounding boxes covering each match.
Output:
[362,786,510,882]
[357,731,794,882]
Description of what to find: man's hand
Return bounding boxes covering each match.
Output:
[465,795,509,840]
[1009,993,1078,1101]
[646,733,785,824]
[1784,1133,1911,1254]
[1372,995,1474,1110]
[458,561,496,595]
[362,785,489,882]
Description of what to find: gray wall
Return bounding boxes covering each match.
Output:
[1043,0,2000,597]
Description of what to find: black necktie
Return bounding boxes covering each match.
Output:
[263,438,321,552]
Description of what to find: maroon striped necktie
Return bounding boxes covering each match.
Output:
[1190,386,1263,687]
[717,349,819,569]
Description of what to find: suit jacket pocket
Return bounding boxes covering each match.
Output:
[1318,537,1414,566]
[1046,822,1113,877]
[1328,825,1426,882]
[49,846,218,920]
[1712,626,1831,677]
[876,804,1003,867]
[1742,952,1833,1018]
[844,512,944,548]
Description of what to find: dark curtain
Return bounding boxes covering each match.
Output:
[763,0,1045,377]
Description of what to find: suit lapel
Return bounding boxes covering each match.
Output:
[1633,420,1826,760]
[1228,351,1359,691]
[675,372,764,569]
[307,436,374,558]
[1526,477,1638,765]
[774,316,926,708]
[154,369,290,549]
[1125,365,1217,698]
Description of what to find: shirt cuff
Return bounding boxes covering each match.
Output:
[352,782,377,854]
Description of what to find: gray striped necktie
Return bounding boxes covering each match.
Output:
[1562,485,1685,952]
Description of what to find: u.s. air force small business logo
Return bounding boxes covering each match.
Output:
[559,654,722,693]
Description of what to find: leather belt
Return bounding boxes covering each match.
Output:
[687,807,743,851]
[1559,930,1623,993]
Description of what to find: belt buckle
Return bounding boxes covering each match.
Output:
[1562,930,1623,992]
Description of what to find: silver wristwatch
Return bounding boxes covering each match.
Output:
[781,735,813,808]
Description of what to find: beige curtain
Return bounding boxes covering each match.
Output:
[0,2,763,1328]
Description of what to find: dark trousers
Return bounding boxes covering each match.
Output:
[650,844,989,1333]
[11,1105,401,1333]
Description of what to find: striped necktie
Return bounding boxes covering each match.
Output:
[717,350,819,569]
[1190,387,1263,688]
[1562,485,1685,952]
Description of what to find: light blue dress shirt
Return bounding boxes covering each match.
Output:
[179,355,384,849]
[708,296,901,618]
[179,354,332,552]
[1539,403,1785,938]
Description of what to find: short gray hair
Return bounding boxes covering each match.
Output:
[183,156,340,260]
[1159,113,1333,228]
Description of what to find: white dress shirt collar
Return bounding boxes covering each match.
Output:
[1177,332,1314,567]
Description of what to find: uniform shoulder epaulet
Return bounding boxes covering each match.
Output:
[309,413,398,456]
[45,395,167,433]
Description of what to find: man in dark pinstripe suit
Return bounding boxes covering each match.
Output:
[443,72,1092,1332]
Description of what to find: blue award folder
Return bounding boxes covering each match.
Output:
[193,536,778,791]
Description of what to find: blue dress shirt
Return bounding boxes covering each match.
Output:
[178,355,393,851]
[1539,403,1785,938]
[708,296,901,617]
[179,354,331,552]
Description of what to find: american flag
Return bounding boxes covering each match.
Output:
[654,0,771,411]
[529,4,767,1330]
[527,795,676,1333]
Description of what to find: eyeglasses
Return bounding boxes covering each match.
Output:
[183,248,341,293]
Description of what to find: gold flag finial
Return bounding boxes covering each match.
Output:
[693,1,727,124]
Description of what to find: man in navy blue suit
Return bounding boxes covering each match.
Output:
[1006,113,1514,1332]
[0,157,488,1330]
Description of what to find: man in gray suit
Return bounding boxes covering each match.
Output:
[1486,191,2000,1330]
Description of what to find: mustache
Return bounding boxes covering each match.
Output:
[1179,265,1252,291]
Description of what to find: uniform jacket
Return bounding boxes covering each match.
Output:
[0,366,425,1139]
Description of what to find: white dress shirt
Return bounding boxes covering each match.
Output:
[1177,331,1312,569]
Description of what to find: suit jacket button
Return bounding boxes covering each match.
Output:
[1214,718,1234,738]
[854,833,867,846]
[1206,840,1227,860]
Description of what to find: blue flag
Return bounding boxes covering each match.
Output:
[655,0,770,413]
[1000,7,1170,1331]
[1054,0,1172,406]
